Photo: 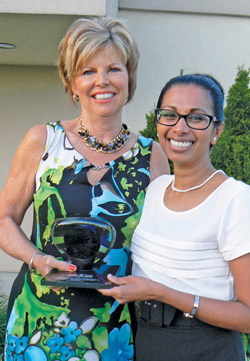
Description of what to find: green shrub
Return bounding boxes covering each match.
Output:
[139,107,158,141]
[0,288,7,358]
[139,107,174,173]
[211,66,250,184]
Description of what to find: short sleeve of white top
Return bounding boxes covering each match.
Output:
[131,175,250,301]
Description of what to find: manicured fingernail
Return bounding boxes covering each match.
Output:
[69,265,77,271]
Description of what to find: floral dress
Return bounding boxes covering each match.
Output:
[4,122,153,361]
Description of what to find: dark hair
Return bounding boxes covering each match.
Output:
[156,74,224,124]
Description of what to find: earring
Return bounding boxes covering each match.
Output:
[213,137,217,142]
[157,133,159,137]
[73,94,79,102]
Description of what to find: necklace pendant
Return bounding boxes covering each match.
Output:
[91,162,110,171]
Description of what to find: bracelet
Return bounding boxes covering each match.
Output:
[29,252,43,273]
[183,295,200,318]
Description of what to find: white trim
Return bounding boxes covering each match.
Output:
[119,0,250,18]
[0,0,106,16]
[106,0,119,18]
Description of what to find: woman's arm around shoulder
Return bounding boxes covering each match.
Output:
[150,141,170,182]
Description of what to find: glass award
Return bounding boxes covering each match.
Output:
[41,216,119,289]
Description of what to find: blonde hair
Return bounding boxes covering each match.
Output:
[58,17,140,103]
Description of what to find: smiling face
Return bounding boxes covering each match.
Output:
[72,45,129,123]
[157,84,222,168]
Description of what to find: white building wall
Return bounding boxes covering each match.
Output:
[121,9,250,132]
[0,65,80,294]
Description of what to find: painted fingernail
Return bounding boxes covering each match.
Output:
[69,265,77,271]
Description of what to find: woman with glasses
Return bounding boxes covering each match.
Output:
[100,74,250,360]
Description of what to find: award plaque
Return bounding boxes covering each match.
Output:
[41,217,119,289]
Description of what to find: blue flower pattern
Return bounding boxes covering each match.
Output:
[61,321,81,343]
[47,334,64,353]
[5,313,134,361]
[101,324,134,361]
[15,337,28,354]
[59,345,75,361]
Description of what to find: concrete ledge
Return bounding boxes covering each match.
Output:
[119,0,250,17]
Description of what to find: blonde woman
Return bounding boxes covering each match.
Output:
[0,18,169,361]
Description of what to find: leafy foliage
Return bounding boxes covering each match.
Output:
[0,288,7,357]
[139,108,174,173]
[211,66,250,184]
[139,108,158,141]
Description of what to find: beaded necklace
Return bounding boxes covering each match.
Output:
[78,117,130,153]
[171,169,225,193]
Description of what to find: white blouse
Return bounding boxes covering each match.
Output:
[131,175,250,301]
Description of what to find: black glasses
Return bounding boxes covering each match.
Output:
[155,109,218,130]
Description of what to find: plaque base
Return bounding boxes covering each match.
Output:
[41,265,120,289]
